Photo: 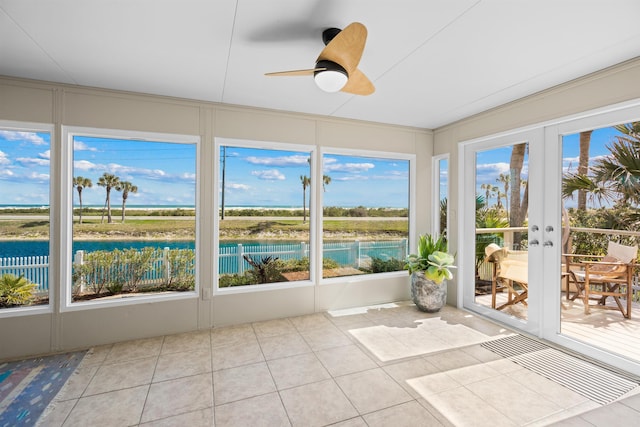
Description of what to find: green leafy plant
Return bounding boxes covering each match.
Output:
[405,234,456,283]
[243,255,286,284]
[0,274,36,308]
[423,251,456,284]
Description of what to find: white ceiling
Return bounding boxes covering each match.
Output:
[2,0,640,129]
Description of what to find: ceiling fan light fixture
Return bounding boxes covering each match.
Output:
[314,60,348,92]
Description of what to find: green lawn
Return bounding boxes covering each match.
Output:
[0,217,408,240]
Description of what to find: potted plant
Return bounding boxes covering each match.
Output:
[405,234,456,312]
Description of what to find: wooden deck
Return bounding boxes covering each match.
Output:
[475,292,640,364]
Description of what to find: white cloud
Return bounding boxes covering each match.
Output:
[40,150,50,159]
[227,183,250,190]
[0,150,10,165]
[324,162,375,173]
[16,157,49,166]
[0,169,15,178]
[28,172,49,181]
[74,140,98,151]
[74,160,97,170]
[251,169,285,180]
[476,162,510,175]
[245,155,309,167]
[333,175,368,182]
[70,160,192,183]
[0,130,47,145]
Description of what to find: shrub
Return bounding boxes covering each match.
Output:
[0,274,36,308]
[219,273,257,287]
[164,248,195,290]
[243,255,287,284]
[366,257,405,273]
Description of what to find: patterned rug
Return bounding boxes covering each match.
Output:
[0,351,86,426]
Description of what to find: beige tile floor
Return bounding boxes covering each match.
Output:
[36,301,640,426]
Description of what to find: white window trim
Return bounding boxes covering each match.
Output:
[319,147,415,284]
[60,126,200,312]
[213,137,317,295]
[0,120,54,318]
[432,153,449,239]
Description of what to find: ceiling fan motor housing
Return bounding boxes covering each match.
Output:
[322,28,342,45]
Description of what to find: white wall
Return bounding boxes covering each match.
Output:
[0,76,432,360]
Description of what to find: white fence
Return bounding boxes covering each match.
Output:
[218,239,408,274]
[0,255,49,294]
[1,239,409,294]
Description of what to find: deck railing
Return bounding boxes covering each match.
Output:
[476,226,640,292]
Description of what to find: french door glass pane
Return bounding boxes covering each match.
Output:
[559,122,640,362]
[475,143,529,319]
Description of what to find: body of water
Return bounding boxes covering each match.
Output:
[0,240,310,259]
[0,240,196,258]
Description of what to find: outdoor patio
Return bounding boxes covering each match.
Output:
[8,301,637,426]
[476,292,640,364]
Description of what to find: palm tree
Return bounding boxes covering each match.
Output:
[73,176,92,224]
[496,191,506,209]
[300,175,310,223]
[480,183,493,207]
[563,122,640,206]
[509,143,528,246]
[116,181,138,223]
[97,173,120,223]
[577,130,593,211]
[492,185,500,208]
[322,174,331,191]
[496,173,510,218]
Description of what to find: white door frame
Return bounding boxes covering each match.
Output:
[541,105,640,377]
[459,128,544,336]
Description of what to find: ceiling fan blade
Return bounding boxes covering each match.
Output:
[340,69,375,95]
[317,22,367,75]
[265,68,325,77]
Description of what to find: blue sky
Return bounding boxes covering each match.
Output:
[0,132,409,208]
[0,126,625,209]
[0,130,51,206]
[475,126,624,209]
[221,146,409,208]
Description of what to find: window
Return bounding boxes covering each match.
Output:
[434,155,449,237]
[66,129,198,305]
[216,140,313,290]
[0,123,52,311]
[321,151,411,279]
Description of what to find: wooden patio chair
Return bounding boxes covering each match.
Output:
[565,241,638,319]
[485,244,529,311]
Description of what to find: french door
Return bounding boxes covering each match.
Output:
[461,128,550,336]
[461,103,640,377]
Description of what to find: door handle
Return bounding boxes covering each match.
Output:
[544,241,553,247]
[529,239,539,247]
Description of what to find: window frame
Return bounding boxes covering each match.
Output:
[0,120,54,318]
[319,147,416,284]
[433,153,449,239]
[60,126,201,312]
[213,137,317,295]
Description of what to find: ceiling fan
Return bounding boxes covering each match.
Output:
[265,22,375,95]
